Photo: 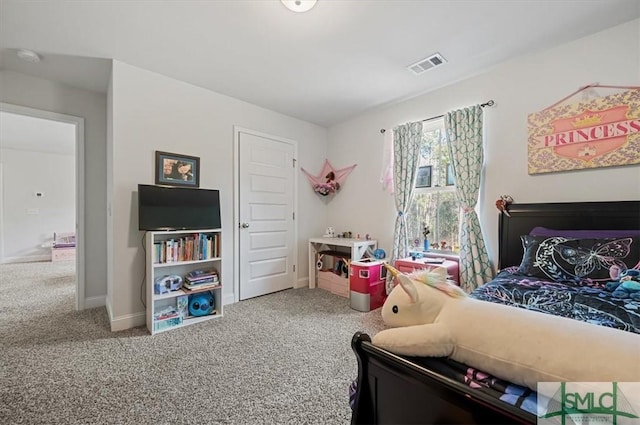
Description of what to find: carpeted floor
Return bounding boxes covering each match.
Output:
[0,261,385,424]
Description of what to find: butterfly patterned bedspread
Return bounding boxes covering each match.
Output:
[470,267,640,334]
[350,266,639,417]
[454,267,640,414]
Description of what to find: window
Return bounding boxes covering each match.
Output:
[407,119,460,252]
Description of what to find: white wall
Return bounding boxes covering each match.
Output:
[0,148,74,260]
[109,61,327,330]
[0,70,108,302]
[327,19,640,269]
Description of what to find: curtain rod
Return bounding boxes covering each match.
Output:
[379,100,495,134]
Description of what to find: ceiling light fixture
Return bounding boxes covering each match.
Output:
[281,0,317,13]
[16,49,41,63]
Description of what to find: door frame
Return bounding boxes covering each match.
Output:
[0,102,86,310]
[233,126,298,304]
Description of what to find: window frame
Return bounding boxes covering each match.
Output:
[409,118,460,253]
[415,165,433,188]
[413,119,455,195]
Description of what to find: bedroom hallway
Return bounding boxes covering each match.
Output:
[0,261,384,424]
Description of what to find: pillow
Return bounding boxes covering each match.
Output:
[517,235,640,283]
[529,226,640,239]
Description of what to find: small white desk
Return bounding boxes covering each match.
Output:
[308,237,377,288]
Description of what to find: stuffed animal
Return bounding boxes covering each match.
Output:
[313,171,341,196]
[372,265,640,391]
[605,269,640,300]
[495,194,513,216]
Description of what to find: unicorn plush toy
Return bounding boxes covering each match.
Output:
[372,265,640,391]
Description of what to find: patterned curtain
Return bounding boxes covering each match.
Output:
[445,106,493,292]
[388,121,423,292]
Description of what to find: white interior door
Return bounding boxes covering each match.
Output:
[239,132,295,300]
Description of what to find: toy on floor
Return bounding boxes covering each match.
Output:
[605,269,640,300]
[372,264,640,391]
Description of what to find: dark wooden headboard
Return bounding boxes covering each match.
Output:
[498,200,640,270]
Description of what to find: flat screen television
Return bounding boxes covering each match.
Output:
[138,184,221,231]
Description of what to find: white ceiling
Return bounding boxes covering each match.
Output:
[0,0,639,127]
[0,112,76,155]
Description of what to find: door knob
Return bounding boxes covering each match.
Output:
[240,222,250,228]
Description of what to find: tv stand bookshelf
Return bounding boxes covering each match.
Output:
[145,228,223,335]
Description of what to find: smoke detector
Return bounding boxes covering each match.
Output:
[407,53,447,75]
[16,49,41,63]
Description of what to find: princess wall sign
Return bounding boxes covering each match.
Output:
[527,85,640,174]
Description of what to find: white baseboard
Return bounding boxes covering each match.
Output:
[106,292,230,332]
[84,295,105,309]
[106,297,144,332]
[295,277,309,289]
[223,293,235,305]
[1,254,50,264]
[105,297,113,322]
[109,311,145,332]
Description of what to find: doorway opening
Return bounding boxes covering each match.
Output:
[0,103,85,310]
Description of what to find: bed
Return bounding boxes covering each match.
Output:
[350,200,640,425]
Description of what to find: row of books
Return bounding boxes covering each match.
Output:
[153,233,220,264]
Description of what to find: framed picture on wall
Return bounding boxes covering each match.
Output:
[416,166,432,188]
[155,151,200,187]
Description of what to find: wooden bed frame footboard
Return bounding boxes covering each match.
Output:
[351,332,535,425]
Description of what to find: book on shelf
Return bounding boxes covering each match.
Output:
[186,275,216,282]
[185,277,218,286]
[183,276,219,288]
[182,282,220,291]
[176,295,188,317]
[153,242,161,263]
[154,307,180,321]
[185,268,219,286]
[185,268,218,280]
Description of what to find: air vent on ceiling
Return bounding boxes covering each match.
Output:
[407,53,447,75]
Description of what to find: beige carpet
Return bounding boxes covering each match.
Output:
[0,261,385,424]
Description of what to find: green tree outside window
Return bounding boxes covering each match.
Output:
[408,121,460,252]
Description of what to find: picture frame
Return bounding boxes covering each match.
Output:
[416,165,432,188]
[446,163,455,186]
[155,151,200,187]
